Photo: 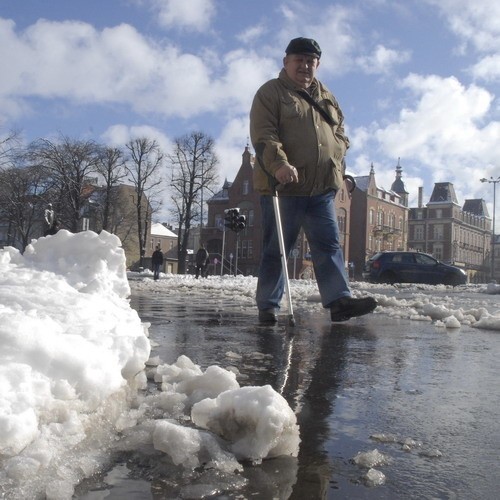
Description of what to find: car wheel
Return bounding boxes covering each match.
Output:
[380,271,397,284]
[444,274,460,286]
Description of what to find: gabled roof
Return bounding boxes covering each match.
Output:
[151,222,177,238]
[354,175,370,191]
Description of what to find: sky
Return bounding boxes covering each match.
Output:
[1,228,500,497]
[0,0,499,226]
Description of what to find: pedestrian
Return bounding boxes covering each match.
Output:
[43,203,57,236]
[250,37,377,324]
[348,261,355,280]
[151,244,163,280]
[195,244,210,279]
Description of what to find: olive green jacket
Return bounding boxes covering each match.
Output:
[250,69,349,195]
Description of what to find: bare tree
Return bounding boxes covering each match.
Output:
[28,136,101,232]
[0,162,51,250]
[124,138,164,267]
[0,130,22,169]
[95,146,126,231]
[168,131,219,274]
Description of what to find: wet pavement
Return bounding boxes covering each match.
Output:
[77,285,500,499]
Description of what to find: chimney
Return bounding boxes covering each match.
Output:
[418,187,423,208]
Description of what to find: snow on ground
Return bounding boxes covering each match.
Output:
[2,230,500,499]
[0,232,300,500]
[131,269,500,331]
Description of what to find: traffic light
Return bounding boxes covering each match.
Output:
[235,214,246,232]
[224,208,246,232]
[224,208,239,231]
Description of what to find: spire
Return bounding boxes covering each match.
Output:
[370,163,375,175]
[390,158,409,207]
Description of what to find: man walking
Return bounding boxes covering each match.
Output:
[250,37,377,324]
[151,244,163,280]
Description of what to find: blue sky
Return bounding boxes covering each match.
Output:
[1,0,499,225]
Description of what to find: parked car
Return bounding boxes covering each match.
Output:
[363,251,467,286]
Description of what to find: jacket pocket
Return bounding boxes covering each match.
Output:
[325,158,344,191]
[280,95,303,119]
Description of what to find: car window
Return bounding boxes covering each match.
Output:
[391,254,414,263]
[415,253,436,266]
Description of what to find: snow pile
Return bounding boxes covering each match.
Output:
[0,232,300,499]
[150,355,300,466]
[0,231,150,499]
[192,384,300,463]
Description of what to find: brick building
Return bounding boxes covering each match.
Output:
[408,182,491,282]
[349,163,409,277]
[202,146,352,277]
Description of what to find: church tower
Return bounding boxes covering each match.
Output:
[390,158,409,207]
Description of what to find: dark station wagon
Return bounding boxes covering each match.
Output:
[363,251,467,286]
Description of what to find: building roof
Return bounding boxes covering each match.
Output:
[151,222,177,238]
[354,175,370,191]
[354,174,402,201]
[428,182,459,204]
[209,180,233,202]
[463,199,489,217]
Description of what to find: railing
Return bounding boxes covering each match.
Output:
[210,253,244,276]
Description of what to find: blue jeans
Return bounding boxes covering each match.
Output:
[256,192,351,310]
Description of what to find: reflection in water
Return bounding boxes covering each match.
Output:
[79,291,500,500]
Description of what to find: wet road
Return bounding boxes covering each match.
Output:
[79,286,500,499]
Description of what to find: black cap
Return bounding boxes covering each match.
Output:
[285,37,321,59]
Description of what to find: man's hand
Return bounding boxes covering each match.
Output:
[275,164,299,185]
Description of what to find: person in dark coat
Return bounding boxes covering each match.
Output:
[151,244,164,280]
[195,244,210,279]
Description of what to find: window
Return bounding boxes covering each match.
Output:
[369,209,375,225]
[338,209,347,233]
[377,210,384,226]
[433,245,443,260]
[389,214,395,228]
[248,209,254,227]
[415,225,424,240]
[433,224,443,240]
[415,253,437,265]
[435,209,442,218]
[242,180,249,195]
[240,240,247,258]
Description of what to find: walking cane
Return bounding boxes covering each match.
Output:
[273,187,296,327]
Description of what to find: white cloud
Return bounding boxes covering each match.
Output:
[152,0,216,31]
[470,54,500,82]
[375,74,497,168]
[102,124,173,154]
[349,72,500,206]
[356,44,411,75]
[273,2,359,75]
[425,0,500,54]
[0,18,276,125]
[237,25,267,45]
[215,117,252,183]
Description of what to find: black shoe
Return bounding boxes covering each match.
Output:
[258,308,278,324]
[330,296,377,322]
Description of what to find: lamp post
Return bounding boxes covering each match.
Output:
[480,176,500,281]
[200,157,205,229]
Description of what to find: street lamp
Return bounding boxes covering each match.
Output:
[200,156,205,229]
[480,176,500,281]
